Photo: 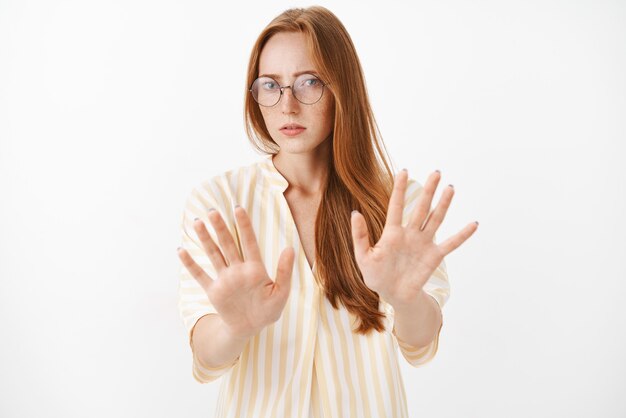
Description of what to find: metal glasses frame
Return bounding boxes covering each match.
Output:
[248,74,331,107]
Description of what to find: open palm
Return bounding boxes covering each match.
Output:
[177,206,295,340]
[350,169,478,311]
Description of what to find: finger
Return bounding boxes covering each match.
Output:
[385,169,409,228]
[234,206,263,262]
[272,246,295,300]
[422,184,455,235]
[193,218,227,272]
[408,170,441,230]
[207,208,242,265]
[438,222,479,255]
[351,210,370,260]
[177,247,215,290]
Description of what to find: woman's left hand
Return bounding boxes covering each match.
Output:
[350,169,478,311]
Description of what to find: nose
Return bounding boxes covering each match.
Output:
[280,86,299,114]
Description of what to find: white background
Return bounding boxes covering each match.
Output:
[1,0,625,417]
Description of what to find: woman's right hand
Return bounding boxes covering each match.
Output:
[177,206,295,340]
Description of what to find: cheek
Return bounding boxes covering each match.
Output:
[316,100,334,130]
[260,109,276,128]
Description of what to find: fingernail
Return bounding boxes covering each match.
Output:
[209,208,216,212]
[235,204,241,208]
[474,221,479,226]
[435,170,441,174]
[193,217,199,221]
[351,210,358,216]
[177,246,181,251]
[448,184,454,188]
[402,168,408,172]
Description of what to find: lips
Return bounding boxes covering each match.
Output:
[280,123,305,130]
[280,123,306,137]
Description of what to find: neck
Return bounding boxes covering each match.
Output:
[272,142,330,196]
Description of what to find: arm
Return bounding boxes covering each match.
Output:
[392,290,442,348]
[191,313,249,369]
[177,182,244,383]
[350,173,459,367]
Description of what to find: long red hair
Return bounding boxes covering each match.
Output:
[244,6,396,334]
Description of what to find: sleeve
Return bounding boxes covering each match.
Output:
[388,176,451,368]
[177,178,241,383]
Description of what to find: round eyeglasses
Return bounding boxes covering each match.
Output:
[249,73,331,107]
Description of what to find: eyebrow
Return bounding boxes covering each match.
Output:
[258,70,319,80]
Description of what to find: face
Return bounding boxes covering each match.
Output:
[256,31,335,155]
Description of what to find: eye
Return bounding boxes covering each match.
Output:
[297,76,321,88]
[261,81,278,90]
[304,78,319,87]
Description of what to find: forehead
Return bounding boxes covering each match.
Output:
[258,32,317,80]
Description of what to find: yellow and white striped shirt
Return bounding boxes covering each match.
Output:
[177,154,450,418]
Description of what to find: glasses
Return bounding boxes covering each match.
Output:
[249,73,330,107]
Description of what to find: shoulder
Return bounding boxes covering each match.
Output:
[203,158,261,191]
[184,156,268,211]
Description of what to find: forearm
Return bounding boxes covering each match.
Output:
[191,313,249,368]
[392,290,442,348]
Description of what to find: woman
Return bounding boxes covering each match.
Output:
[177,6,477,418]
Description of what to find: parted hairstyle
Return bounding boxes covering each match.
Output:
[244,5,397,334]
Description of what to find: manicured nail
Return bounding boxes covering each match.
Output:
[351,210,358,216]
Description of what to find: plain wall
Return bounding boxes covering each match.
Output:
[1,0,624,416]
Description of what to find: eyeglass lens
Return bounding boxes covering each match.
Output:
[250,74,325,106]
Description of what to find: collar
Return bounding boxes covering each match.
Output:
[259,153,289,193]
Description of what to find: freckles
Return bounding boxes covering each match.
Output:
[311,98,332,116]
[260,108,276,126]
[314,101,334,124]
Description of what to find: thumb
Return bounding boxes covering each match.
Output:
[351,210,370,260]
[273,246,295,299]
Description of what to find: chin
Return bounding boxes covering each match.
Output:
[277,144,316,154]
[272,132,331,154]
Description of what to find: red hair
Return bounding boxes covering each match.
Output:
[244,6,395,334]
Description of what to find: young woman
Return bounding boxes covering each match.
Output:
[177,6,477,418]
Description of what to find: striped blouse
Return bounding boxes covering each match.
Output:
[177,153,450,418]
